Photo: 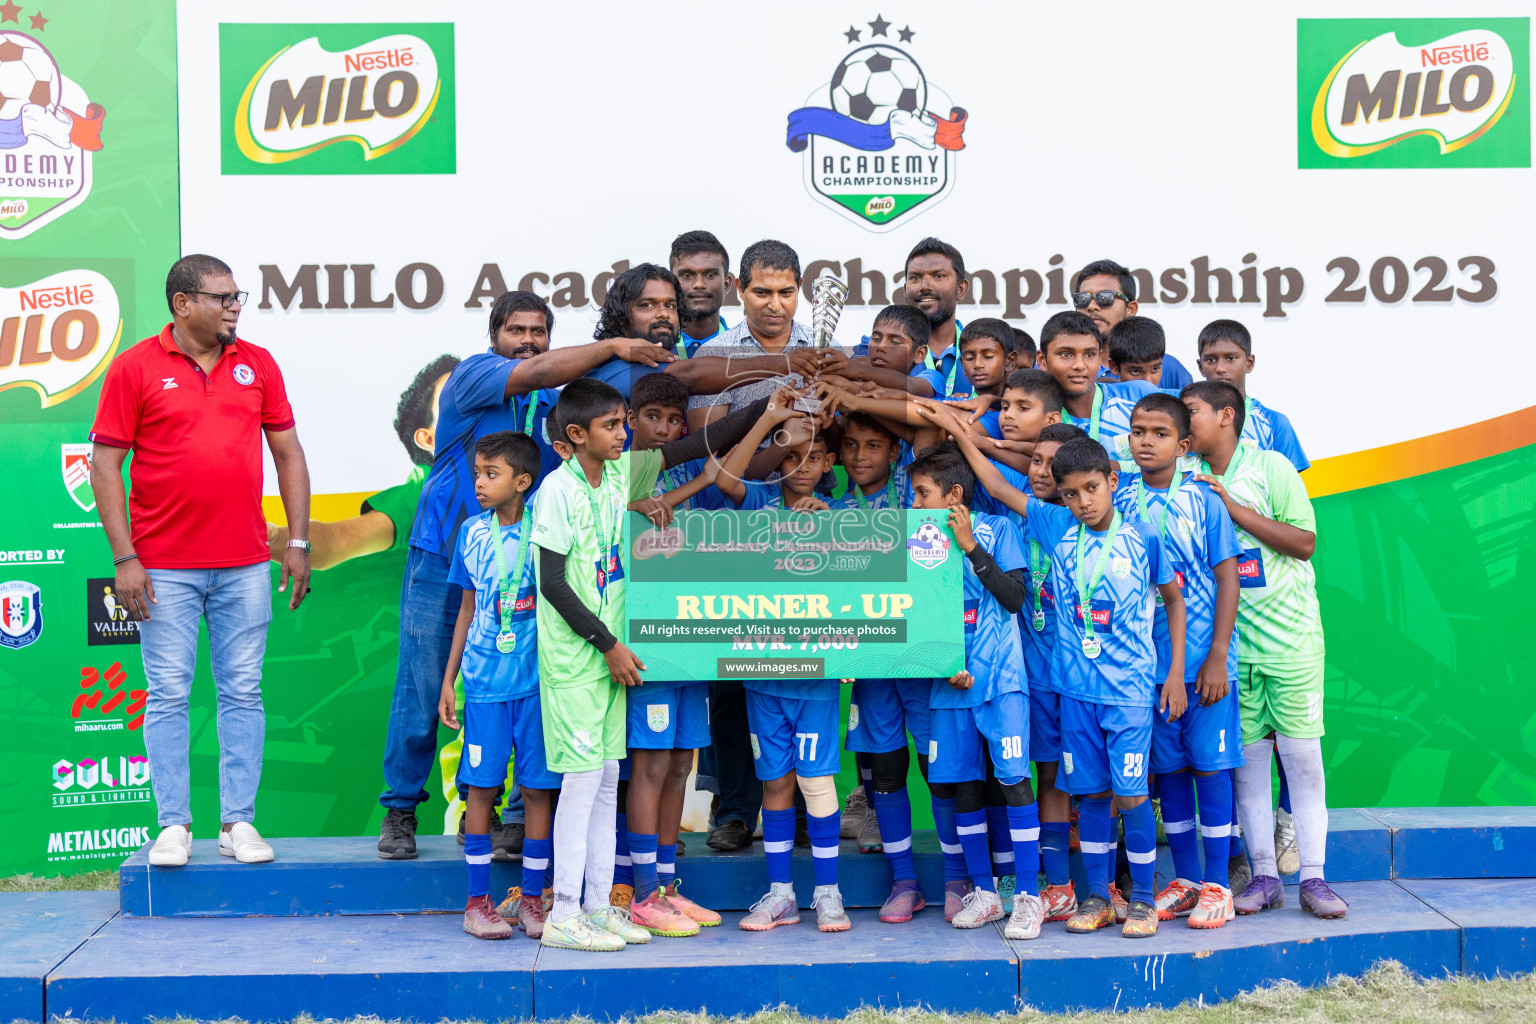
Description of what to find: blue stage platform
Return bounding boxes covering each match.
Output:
[4,807,1532,1022]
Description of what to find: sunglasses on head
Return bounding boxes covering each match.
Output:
[1071,289,1130,310]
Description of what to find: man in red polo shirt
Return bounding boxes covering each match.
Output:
[90,254,312,868]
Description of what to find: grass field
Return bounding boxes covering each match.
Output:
[5,873,1532,1022]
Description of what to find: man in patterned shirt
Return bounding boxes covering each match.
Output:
[1182,380,1346,920]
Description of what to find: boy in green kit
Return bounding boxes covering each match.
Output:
[532,378,772,951]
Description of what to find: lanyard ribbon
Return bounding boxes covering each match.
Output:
[489,505,534,653]
[1027,538,1049,631]
[848,469,901,510]
[565,459,619,613]
[922,323,963,396]
[1073,511,1122,659]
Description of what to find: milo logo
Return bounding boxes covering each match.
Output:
[1299,18,1530,169]
[0,270,122,409]
[221,23,455,175]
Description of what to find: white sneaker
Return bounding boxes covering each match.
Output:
[218,822,274,863]
[1005,892,1044,940]
[148,825,191,867]
[952,887,1004,929]
[1275,808,1300,877]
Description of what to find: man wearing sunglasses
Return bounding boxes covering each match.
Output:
[89,254,313,869]
[1072,260,1193,390]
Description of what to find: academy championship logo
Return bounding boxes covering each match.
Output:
[785,15,968,230]
[0,16,107,239]
[222,22,454,174]
[0,269,123,408]
[906,518,950,570]
[0,579,42,649]
[1299,18,1530,169]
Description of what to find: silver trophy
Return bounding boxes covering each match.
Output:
[809,267,849,350]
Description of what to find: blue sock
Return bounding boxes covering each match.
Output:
[808,810,840,887]
[1196,770,1234,888]
[1277,759,1292,815]
[613,811,633,887]
[986,804,1015,879]
[932,796,966,881]
[1158,772,1201,882]
[521,836,550,895]
[657,842,677,890]
[1228,774,1246,856]
[1122,801,1158,906]
[1040,821,1071,886]
[763,807,795,885]
[465,832,491,898]
[1007,802,1040,886]
[956,808,996,892]
[628,831,659,900]
[870,787,916,881]
[1079,797,1113,900]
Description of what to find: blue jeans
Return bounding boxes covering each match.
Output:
[138,563,271,828]
[381,546,523,820]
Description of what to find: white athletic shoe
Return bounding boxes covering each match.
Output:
[1275,808,1300,877]
[148,825,191,867]
[218,822,274,863]
[1005,892,1044,940]
[952,887,1004,929]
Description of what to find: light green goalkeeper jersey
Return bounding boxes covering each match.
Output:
[1203,446,1325,664]
[531,449,663,686]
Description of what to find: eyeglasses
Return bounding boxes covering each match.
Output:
[1071,289,1130,310]
[188,290,248,309]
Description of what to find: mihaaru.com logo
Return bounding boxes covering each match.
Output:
[1299,17,1530,169]
[220,22,454,175]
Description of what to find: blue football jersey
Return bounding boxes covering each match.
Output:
[446,510,540,702]
[1242,397,1310,473]
[732,480,791,511]
[1059,380,1158,461]
[1020,499,1078,693]
[652,457,726,511]
[1048,514,1173,708]
[930,512,1028,710]
[1113,475,1241,684]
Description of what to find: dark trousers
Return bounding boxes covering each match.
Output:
[708,680,762,828]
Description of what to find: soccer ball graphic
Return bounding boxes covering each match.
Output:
[829,44,926,125]
[0,33,60,122]
[912,521,947,549]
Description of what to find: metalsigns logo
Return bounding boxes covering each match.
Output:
[1299,18,1530,168]
[0,12,107,239]
[221,22,454,174]
[0,269,122,407]
[785,14,968,230]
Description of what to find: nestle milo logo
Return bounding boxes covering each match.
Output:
[221,23,455,175]
[1299,18,1530,168]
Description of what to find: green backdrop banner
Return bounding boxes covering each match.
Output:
[0,0,180,875]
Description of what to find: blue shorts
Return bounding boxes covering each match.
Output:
[846,678,932,753]
[1029,688,1062,763]
[745,690,841,780]
[927,690,1031,786]
[626,681,711,751]
[461,694,560,790]
[1058,696,1153,797]
[1151,678,1243,773]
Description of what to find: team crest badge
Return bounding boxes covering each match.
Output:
[233,363,255,385]
[906,517,950,569]
[847,703,860,731]
[1063,752,1075,775]
[1177,517,1195,540]
[61,443,94,512]
[466,743,481,768]
[784,17,968,231]
[573,729,593,755]
[1111,556,1132,579]
[749,733,761,760]
[647,704,668,733]
[0,26,107,239]
[0,580,43,649]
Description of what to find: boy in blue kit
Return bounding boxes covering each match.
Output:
[1037,311,1157,462]
[1196,319,1309,473]
[1112,395,1243,929]
[1107,317,1173,389]
[925,396,1093,925]
[1049,438,1188,938]
[909,444,1045,940]
[438,431,561,940]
